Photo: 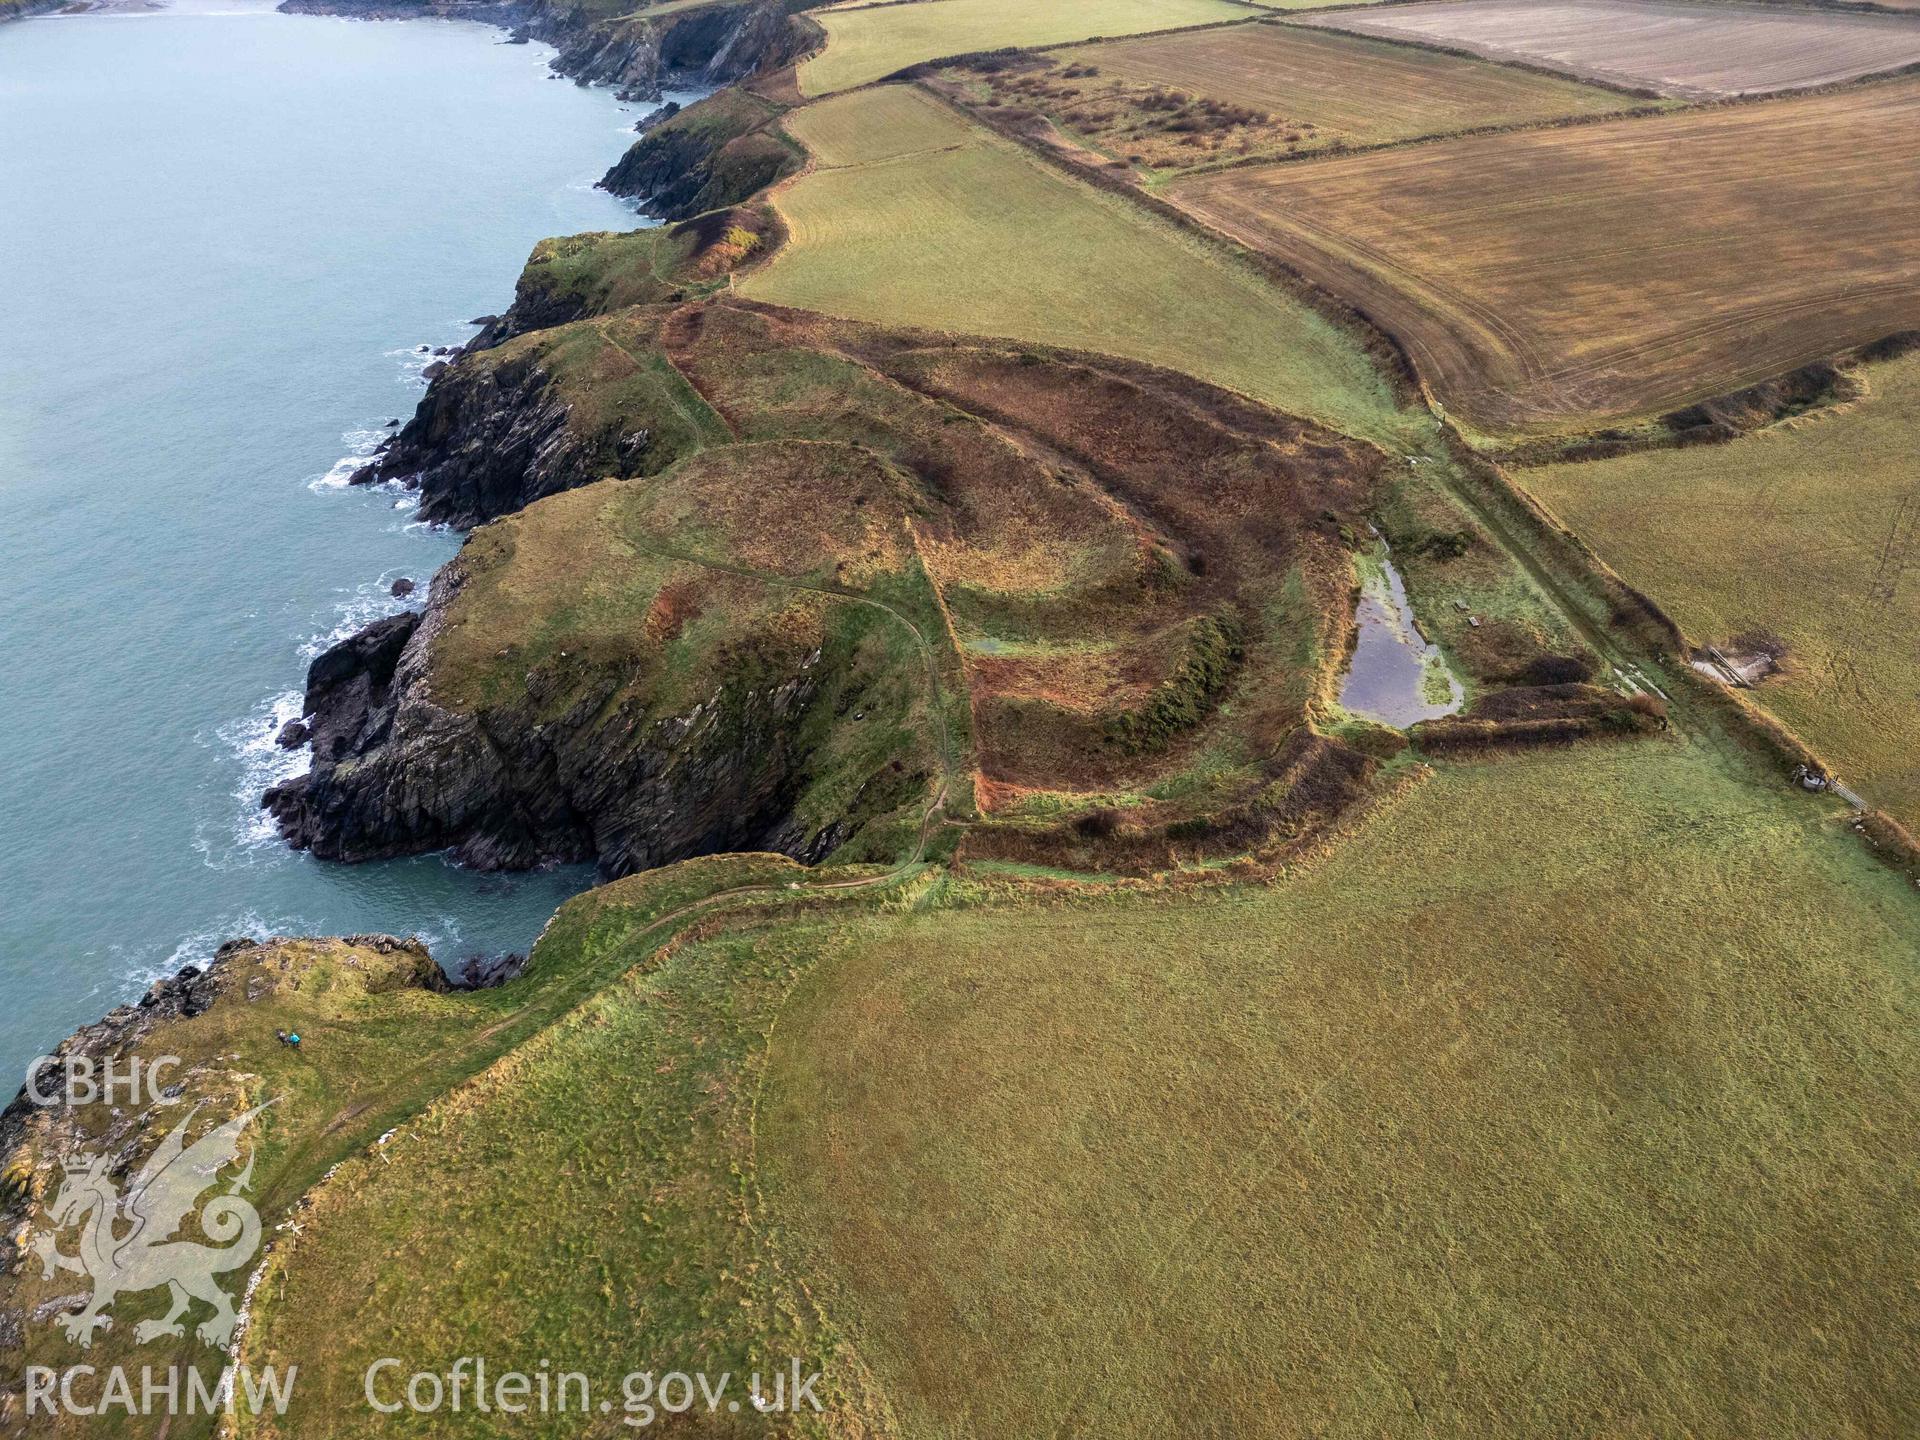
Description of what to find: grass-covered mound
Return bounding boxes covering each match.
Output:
[336,290,1632,877]
[335,294,1419,862]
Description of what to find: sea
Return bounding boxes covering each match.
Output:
[0,0,685,1081]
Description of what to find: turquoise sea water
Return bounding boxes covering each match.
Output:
[0,1,663,1080]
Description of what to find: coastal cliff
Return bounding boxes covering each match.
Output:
[354,214,773,524]
[0,0,68,21]
[263,458,942,877]
[599,86,800,220]
[349,330,681,528]
[275,296,1430,884]
[275,0,807,99]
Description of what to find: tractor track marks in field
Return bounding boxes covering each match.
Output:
[1164,79,1920,434]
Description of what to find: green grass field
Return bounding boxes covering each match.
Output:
[1525,351,1920,830]
[240,879,888,1440]
[744,85,1412,446]
[799,0,1250,96]
[762,740,1920,1435]
[234,735,1920,1436]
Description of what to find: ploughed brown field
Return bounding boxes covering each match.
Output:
[1166,78,1920,436]
[1301,0,1920,98]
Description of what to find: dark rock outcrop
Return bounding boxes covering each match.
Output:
[450,951,528,989]
[277,0,802,100]
[600,89,797,220]
[296,609,420,764]
[349,345,653,528]
[260,567,864,877]
[634,99,680,131]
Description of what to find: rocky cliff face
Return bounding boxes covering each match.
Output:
[348,341,662,528]
[276,0,802,100]
[0,0,71,21]
[599,88,798,220]
[260,561,881,877]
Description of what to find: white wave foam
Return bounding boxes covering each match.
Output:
[200,572,431,863]
[306,418,392,492]
[385,341,459,391]
[206,688,307,855]
[98,908,306,1003]
[298,572,426,662]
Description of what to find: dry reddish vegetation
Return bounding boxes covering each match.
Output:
[935,48,1322,173]
[1167,78,1920,435]
[1304,0,1920,98]
[654,300,1389,812]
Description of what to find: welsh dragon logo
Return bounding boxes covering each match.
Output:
[31,1102,273,1350]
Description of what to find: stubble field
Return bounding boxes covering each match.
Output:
[939,20,1646,177]
[1075,21,1641,154]
[1166,78,1920,436]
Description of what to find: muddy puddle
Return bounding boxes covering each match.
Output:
[1338,547,1464,728]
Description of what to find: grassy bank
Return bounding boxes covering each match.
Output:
[232,734,1920,1435]
[762,739,1920,1435]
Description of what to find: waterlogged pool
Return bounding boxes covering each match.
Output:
[1337,547,1464,728]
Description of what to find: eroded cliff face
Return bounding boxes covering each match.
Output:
[543,0,801,95]
[349,341,664,528]
[276,0,803,99]
[260,555,918,877]
[599,88,799,220]
[353,216,778,524]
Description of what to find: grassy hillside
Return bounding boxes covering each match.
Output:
[743,85,1412,446]
[236,735,1920,1436]
[799,0,1250,96]
[240,879,891,1440]
[0,874,801,1440]
[1524,348,1920,830]
[762,740,1920,1436]
[424,298,1517,856]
